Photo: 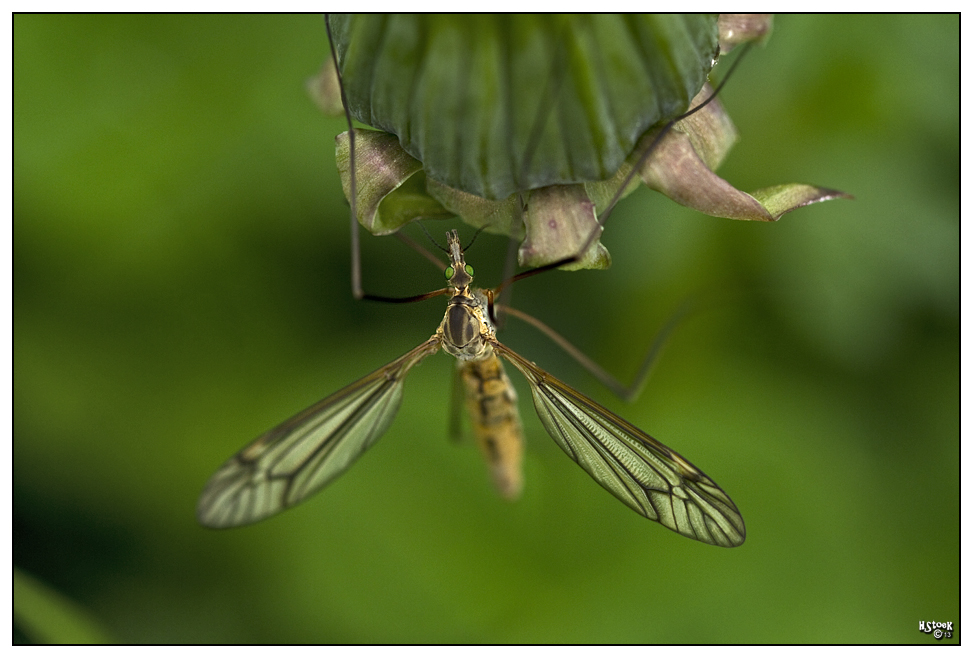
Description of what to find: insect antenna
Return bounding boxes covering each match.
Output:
[461,225,488,252]
[415,221,449,253]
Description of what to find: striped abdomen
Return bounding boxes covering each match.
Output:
[459,354,524,499]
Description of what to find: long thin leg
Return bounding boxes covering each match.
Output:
[496,301,694,403]
[493,43,754,297]
[492,197,525,330]
[495,28,570,329]
[324,16,364,300]
[327,16,449,306]
[482,44,754,407]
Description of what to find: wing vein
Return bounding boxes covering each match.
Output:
[197,338,440,528]
[493,340,744,547]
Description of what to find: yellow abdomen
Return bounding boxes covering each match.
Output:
[459,354,524,499]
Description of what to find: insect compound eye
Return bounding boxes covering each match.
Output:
[444,266,454,280]
[464,264,474,277]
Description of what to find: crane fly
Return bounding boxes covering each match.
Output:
[197,230,745,547]
[199,17,750,545]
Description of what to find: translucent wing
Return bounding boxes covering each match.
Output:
[197,337,441,528]
[494,342,745,547]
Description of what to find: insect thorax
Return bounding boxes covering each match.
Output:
[440,289,495,362]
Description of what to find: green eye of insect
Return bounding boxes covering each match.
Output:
[465,264,474,276]
[444,266,454,279]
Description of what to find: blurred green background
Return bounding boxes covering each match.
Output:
[14,14,958,643]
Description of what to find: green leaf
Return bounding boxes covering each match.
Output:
[426,177,522,239]
[330,15,850,268]
[632,87,853,221]
[329,14,719,200]
[335,129,453,235]
[749,184,853,219]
